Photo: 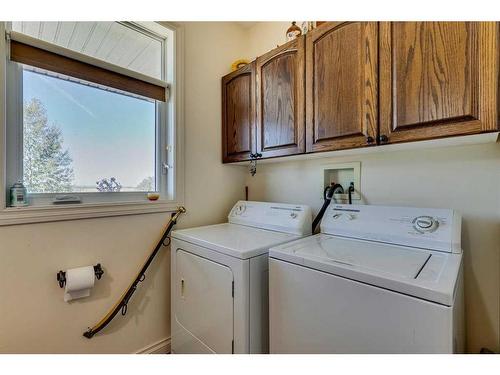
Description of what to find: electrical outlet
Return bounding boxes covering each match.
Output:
[322,162,361,202]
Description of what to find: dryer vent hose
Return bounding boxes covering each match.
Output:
[312,183,342,233]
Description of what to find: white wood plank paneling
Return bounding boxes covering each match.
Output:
[40,22,59,42]
[130,41,162,80]
[24,21,41,38]
[68,22,95,52]
[83,22,113,55]
[55,22,77,47]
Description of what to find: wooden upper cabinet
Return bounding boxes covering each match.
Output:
[379,22,499,144]
[255,37,306,158]
[221,22,499,164]
[222,62,256,163]
[306,22,378,153]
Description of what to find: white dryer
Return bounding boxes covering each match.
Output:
[269,204,464,353]
[171,200,312,354]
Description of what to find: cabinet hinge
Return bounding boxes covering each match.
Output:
[231,281,234,298]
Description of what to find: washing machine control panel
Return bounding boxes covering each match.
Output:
[332,212,356,221]
[322,204,461,253]
[229,201,312,236]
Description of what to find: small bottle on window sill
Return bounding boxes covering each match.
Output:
[9,181,29,207]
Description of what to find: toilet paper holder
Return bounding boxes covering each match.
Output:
[57,264,104,288]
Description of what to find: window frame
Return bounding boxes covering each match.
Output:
[7,64,165,204]
[0,21,185,225]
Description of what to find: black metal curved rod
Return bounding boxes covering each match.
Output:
[83,206,186,339]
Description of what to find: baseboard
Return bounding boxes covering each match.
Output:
[135,337,171,354]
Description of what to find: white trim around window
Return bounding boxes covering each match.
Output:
[0,21,185,226]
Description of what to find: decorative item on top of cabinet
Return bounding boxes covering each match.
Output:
[222,62,256,163]
[300,22,315,35]
[255,36,306,159]
[379,22,499,144]
[286,22,302,41]
[305,22,378,153]
[231,59,250,72]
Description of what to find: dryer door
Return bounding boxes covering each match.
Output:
[175,249,234,353]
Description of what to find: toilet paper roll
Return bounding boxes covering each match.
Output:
[64,266,95,302]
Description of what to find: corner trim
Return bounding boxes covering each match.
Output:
[135,337,171,354]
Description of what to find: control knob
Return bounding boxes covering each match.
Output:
[412,216,439,233]
[233,203,246,216]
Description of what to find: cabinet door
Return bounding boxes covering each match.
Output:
[222,62,255,163]
[256,37,305,158]
[306,22,378,153]
[379,22,499,144]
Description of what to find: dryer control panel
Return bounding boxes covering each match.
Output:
[229,201,312,236]
[321,204,461,253]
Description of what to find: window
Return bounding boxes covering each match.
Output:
[22,67,157,194]
[2,21,182,216]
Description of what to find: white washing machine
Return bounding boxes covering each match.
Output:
[269,204,464,354]
[171,200,312,354]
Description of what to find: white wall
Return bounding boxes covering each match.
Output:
[0,22,247,353]
[176,22,248,229]
[242,23,500,353]
[244,22,290,60]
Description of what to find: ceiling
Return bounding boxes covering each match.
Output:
[11,21,163,79]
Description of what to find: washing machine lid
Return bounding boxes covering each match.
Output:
[172,223,302,259]
[269,234,462,306]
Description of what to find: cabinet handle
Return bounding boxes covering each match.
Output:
[378,135,389,144]
[250,153,263,159]
[366,136,374,144]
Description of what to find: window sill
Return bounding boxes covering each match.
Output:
[0,200,182,226]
